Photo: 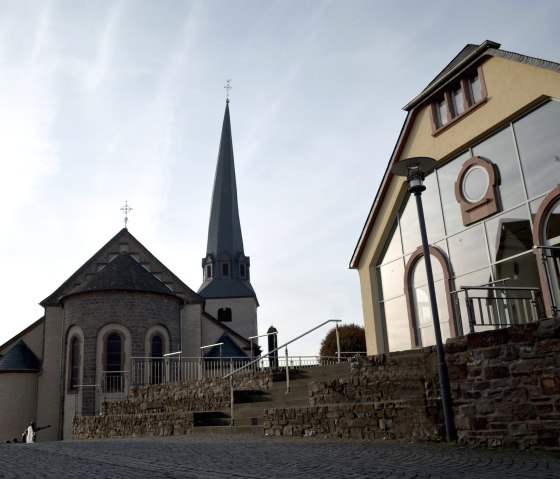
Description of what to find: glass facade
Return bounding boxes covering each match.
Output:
[377,100,560,351]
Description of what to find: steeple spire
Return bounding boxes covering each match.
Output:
[198,100,256,299]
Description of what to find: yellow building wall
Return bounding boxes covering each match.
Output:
[357,56,560,354]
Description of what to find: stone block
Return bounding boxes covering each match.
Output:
[484,365,509,380]
[539,376,560,395]
[514,403,537,420]
[477,400,496,415]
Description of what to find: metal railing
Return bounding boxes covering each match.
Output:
[534,245,560,318]
[223,319,344,426]
[130,357,254,387]
[461,285,545,333]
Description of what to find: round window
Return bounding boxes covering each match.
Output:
[461,165,489,203]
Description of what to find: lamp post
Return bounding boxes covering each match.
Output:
[391,156,455,442]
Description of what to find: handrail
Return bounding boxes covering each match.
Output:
[223,319,342,426]
[223,319,341,380]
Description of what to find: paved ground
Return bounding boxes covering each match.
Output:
[1,434,559,478]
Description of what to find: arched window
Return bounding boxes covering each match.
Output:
[533,185,560,317]
[404,246,458,348]
[150,335,163,384]
[105,333,123,392]
[69,336,80,392]
[218,307,232,322]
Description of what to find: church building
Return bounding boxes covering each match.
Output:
[0,100,258,441]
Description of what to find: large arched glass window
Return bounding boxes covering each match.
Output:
[404,246,458,348]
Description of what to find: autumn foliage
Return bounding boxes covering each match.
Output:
[319,323,366,357]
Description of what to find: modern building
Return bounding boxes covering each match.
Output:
[351,41,560,355]
[0,101,258,441]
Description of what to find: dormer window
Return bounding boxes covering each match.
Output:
[239,263,246,278]
[206,265,212,279]
[430,67,487,134]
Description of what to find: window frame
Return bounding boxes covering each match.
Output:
[67,335,81,393]
[103,331,125,393]
[430,66,487,135]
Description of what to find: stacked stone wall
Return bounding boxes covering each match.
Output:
[265,319,560,450]
[265,350,443,440]
[446,319,560,450]
[73,371,271,439]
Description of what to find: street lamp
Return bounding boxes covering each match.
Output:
[391,156,456,442]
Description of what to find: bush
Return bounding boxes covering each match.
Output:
[319,323,366,357]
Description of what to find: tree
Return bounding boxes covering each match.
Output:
[319,323,366,357]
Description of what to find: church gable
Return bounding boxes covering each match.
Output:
[41,228,202,306]
[64,251,177,299]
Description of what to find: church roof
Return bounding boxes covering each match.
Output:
[199,103,257,300]
[198,277,256,299]
[205,103,246,260]
[63,251,178,299]
[0,340,41,373]
[203,333,250,359]
[42,228,202,306]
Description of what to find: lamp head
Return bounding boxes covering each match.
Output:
[391,157,437,194]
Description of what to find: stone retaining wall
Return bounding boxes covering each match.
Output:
[74,412,194,439]
[446,319,560,450]
[73,371,272,439]
[265,349,443,440]
[265,319,560,450]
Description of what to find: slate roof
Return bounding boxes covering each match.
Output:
[205,103,245,261]
[0,340,41,373]
[198,276,256,299]
[203,333,250,359]
[42,228,201,306]
[199,103,257,300]
[62,251,178,299]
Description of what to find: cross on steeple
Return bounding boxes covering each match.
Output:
[120,201,133,229]
[224,79,232,103]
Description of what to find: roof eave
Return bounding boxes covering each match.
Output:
[403,40,501,111]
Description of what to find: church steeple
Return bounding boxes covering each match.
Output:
[198,101,256,300]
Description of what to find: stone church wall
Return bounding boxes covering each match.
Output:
[265,319,560,450]
[63,291,182,415]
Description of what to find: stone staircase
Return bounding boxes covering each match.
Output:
[191,362,353,435]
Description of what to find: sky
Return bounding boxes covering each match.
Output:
[1,0,559,356]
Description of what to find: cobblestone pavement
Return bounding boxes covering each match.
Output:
[1,434,559,479]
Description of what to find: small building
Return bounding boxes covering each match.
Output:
[0,101,258,441]
[351,41,560,355]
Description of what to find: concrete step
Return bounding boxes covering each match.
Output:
[193,363,353,435]
[190,425,263,435]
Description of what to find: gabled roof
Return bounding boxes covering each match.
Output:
[62,251,177,300]
[200,310,257,352]
[42,228,202,306]
[203,332,249,359]
[350,40,560,269]
[404,40,560,111]
[0,340,41,373]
